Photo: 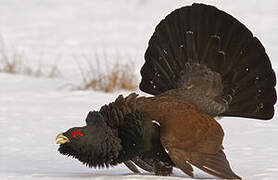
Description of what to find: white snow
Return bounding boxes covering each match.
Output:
[0,0,278,180]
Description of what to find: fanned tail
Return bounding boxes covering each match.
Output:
[140,3,276,120]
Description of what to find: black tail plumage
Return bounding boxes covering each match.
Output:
[140,3,276,120]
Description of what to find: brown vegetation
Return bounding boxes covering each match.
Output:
[0,39,61,78]
[76,53,137,93]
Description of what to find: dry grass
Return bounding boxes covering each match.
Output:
[0,39,61,78]
[76,52,137,93]
[0,37,137,92]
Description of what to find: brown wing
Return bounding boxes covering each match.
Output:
[187,149,241,179]
[139,94,224,152]
[167,148,241,179]
[167,148,194,177]
[158,108,240,179]
[158,102,239,178]
[138,94,240,178]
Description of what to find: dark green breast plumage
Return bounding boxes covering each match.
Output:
[117,110,151,162]
[99,94,152,163]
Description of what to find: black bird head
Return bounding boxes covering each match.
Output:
[56,111,122,168]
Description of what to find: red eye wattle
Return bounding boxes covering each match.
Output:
[72,130,84,138]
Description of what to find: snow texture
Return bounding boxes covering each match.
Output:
[0,0,278,179]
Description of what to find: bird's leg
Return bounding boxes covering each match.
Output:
[124,160,140,174]
[131,156,154,173]
[153,161,173,176]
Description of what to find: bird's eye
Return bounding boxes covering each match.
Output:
[72,130,84,138]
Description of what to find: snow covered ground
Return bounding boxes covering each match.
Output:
[0,0,278,180]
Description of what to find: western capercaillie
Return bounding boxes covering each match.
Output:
[56,3,276,179]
